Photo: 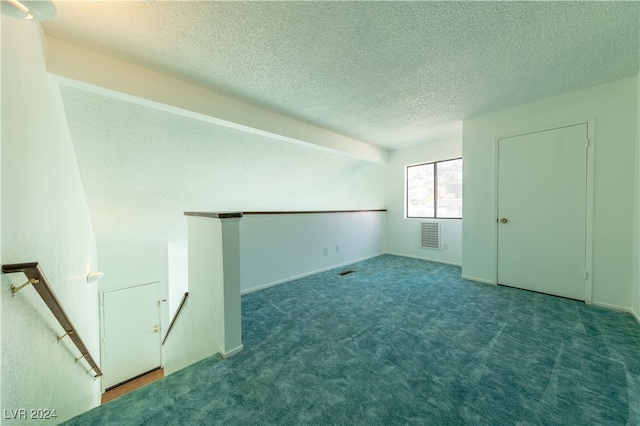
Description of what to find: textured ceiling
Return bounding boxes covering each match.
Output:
[43,1,640,250]
[44,1,640,149]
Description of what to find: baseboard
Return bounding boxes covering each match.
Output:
[240,253,384,295]
[461,275,496,285]
[384,252,462,267]
[592,301,639,323]
[219,344,243,358]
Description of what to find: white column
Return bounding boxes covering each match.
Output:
[185,212,243,360]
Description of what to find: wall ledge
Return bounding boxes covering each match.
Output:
[184,212,243,219]
[185,210,386,218]
[243,209,386,215]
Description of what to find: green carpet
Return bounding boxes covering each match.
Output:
[64,254,640,425]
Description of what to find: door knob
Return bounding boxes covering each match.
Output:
[153,325,159,333]
[500,218,508,223]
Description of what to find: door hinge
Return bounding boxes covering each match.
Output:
[586,138,590,148]
[584,270,589,280]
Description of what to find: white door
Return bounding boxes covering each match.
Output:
[497,123,588,300]
[102,282,161,389]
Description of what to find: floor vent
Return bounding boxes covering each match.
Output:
[338,270,355,276]
[420,221,441,250]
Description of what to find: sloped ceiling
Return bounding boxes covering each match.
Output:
[41,1,639,249]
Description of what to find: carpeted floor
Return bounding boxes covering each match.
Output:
[64,254,640,425]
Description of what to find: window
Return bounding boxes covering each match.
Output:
[406,158,462,219]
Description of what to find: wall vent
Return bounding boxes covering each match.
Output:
[420,221,441,250]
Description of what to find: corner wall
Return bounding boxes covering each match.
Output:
[1,18,100,423]
[385,137,462,265]
[463,76,638,311]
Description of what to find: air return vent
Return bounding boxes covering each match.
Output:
[420,221,441,250]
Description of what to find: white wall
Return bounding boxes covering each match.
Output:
[98,242,169,294]
[1,18,100,424]
[98,242,169,381]
[463,76,638,311]
[62,82,390,250]
[240,211,386,293]
[386,137,463,265]
[164,216,242,375]
[162,293,197,376]
[168,252,188,320]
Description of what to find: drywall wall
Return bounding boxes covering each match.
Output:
[97,242,169,387]
[98,242,168,324]
[162,295,198,376]
[239,211,386,293]
[60,77,389,252]
[164,215,242,375]
[463,76,638,311]
[385,137,462,265]
[1,18,100,424]
[98,243,169,293]
[168,252,188,320]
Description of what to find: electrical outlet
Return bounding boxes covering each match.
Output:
[443,243,449,250]
[324,247,329,256]
[336,244,340,252]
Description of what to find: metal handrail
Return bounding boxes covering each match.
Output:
[2,262,102,378]
[162,292,189,346]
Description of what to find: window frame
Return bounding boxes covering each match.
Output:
[405,157,462,219]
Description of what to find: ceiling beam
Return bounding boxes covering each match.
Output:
[45,36,388,163]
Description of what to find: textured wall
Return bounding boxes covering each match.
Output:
[1,18,100,423]
[98,243,169,293]
[386,137,463,265]
[61,87,388,251]
[168,253,188,320]
[462,76,638,311]
[240,212,386,293]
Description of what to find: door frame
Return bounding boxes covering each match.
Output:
[99,281,163,393]
[493,118,595,304]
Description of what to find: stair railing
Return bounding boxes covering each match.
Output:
[2,262,102,378]
[162,292,189,346]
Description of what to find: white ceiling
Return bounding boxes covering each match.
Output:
[45,1,640,149]
[40,1,639,250]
